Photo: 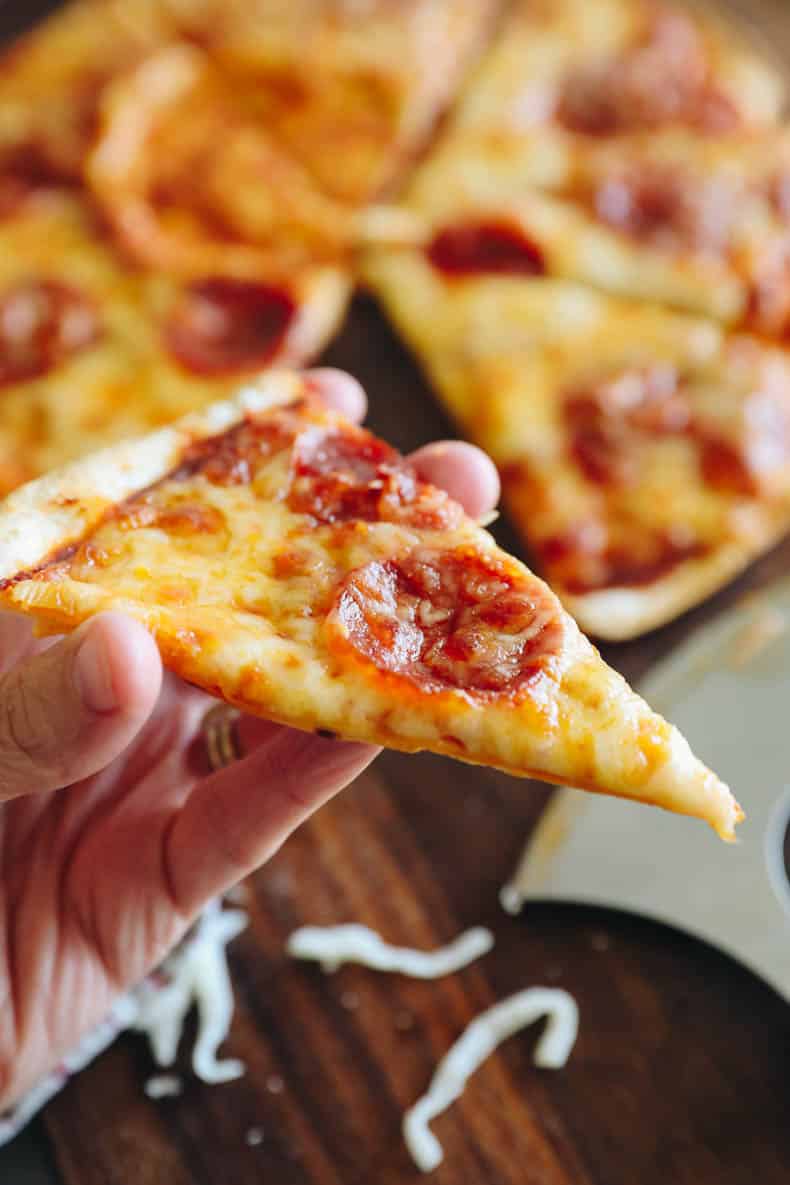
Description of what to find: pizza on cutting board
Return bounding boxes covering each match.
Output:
[364,247,790,640]
[0,371,740,839]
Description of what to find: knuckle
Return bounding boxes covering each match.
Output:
[0,664,68,788]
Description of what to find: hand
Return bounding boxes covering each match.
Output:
[0,369,500,1108]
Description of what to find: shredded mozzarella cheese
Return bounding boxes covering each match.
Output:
[498,883,526,916]
[286,924,494,977]
[403,988,579,1173]
[144,1074,183,1099]
[133,901,248,1084]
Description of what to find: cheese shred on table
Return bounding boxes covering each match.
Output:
[403,988,579,1173]
[286,923,494,976]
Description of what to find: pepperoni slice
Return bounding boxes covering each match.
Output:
[564,359,790,494]
[171,410,303,486]
[557,9,739,136]
[0,142,75,219]
[0,280,100,386]
[698,439,756,497]
[564,366,688,487]
[590,166,739,255]
[538,525,705,594]
[164,279,296,376]
[327,547,563,698]
[289,425,463,529]
[426,222,545,277]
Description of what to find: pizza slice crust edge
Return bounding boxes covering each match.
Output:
[502,471,790,642]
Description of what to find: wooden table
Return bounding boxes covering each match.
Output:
[3,1,790,1180]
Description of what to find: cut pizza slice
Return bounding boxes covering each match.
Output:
[0,0,497,271]
[404,0,790,329]
[364,245,790,640]
[411,0,784,211]
[410,127,790,330]
[0,372,740,839]
[182,0,502,207]
[0,192,349,495]
[84,43,429,280]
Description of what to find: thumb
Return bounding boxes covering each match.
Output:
[0,612,162,800]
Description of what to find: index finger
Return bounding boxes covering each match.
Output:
[303,368,367,423]
[409,441,501,519]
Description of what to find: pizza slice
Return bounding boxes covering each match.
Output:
[83,42,424,281]
[364,245,790,640]
[0,0,497,270]
[0,372,739,839]
[411,0,784,212]
[409,126,790,331]
[0,192,349,495]
[401,0,790,329]
[178,0,503,207]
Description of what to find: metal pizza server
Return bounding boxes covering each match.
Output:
[502,578,790,1001]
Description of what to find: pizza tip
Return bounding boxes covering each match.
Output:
[716,798,745,842]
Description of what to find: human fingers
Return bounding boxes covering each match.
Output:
[0,612,161,800]
[408,440,501,519]
[303,367,367,423]
[165,727,377,914]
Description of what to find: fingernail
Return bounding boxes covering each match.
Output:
[74,627,118,713]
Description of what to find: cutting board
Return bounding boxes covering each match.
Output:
[3,1,790,1179]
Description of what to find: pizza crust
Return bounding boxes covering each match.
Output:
[561,518,790,640]
[0,373,303,580]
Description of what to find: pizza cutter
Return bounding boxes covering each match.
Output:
[501,577,790,1001]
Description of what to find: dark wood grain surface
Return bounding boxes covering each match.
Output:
[3,1,790,1181]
